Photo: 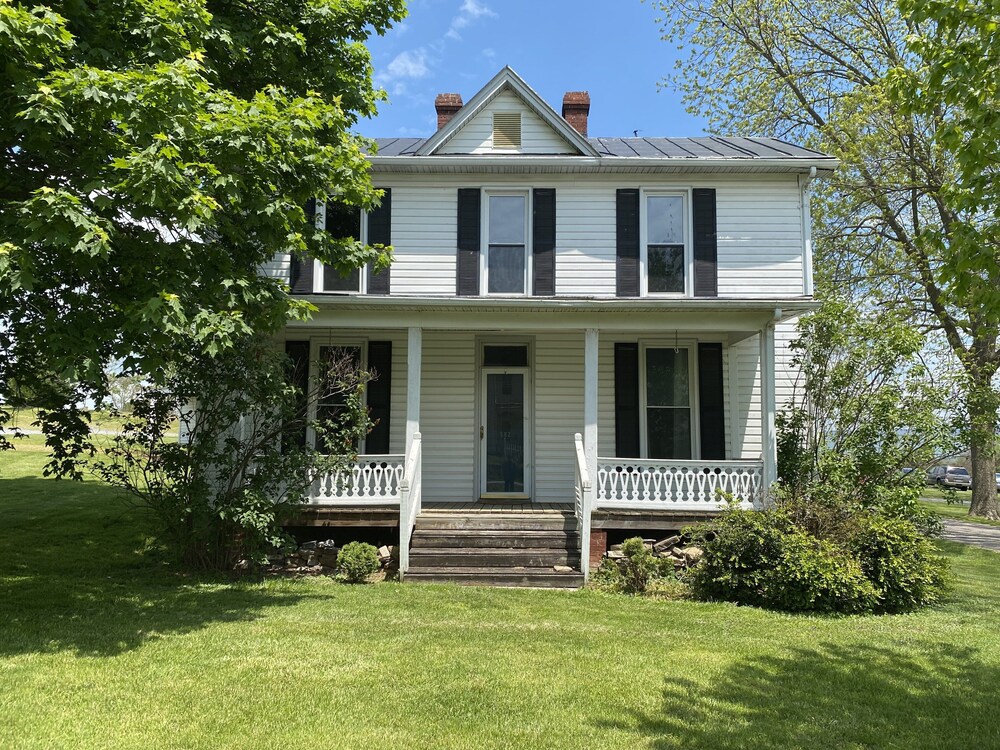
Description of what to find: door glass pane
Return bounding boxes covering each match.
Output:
[316,345,361,454]
[488,195,525,243]
[647,195,684,244]
[485,373,525,493]
[647,408,692,459]
[648,245,685,293]
[646,348,689,407]
[487,244,525,294]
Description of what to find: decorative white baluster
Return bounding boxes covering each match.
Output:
[594,458,763,509]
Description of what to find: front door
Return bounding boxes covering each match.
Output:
[480,368,529,498]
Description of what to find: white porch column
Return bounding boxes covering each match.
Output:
[406,327,422,455]
[584,328,599,492]
[759,323,777,497]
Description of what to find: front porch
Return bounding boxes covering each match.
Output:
[286,296,799,580]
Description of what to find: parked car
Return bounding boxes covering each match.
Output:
[996,473,1000,493]
[927,465,972,490]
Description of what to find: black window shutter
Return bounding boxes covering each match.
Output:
[365,341,392,454]
[367,189,391,295]
[698,343,726,460]
[693,188,718,297]
[616,189,640,297]
[290,199,316,294]
[283,340,311,450]
[614,343,641,458]
[532,188,556,296]
[456,188,481,295]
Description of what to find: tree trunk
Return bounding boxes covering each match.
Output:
[968,407,1000,521]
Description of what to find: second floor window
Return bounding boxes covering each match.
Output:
[644,193,687,295]
[319,202,363,293]
[485,192,528,295]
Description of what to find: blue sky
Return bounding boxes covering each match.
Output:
[363,0,709,138]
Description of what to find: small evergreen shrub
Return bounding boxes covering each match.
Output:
[336,542,380,583]
[589,538,683,596]
[847,515,949,612]
[619,537,657,594]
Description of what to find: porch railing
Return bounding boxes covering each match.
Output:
[309,455,404,504]
[573,432,593,580]
[399,432,422,576]
[596,458,763,509]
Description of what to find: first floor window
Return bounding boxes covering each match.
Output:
[486,192,527,294]
[315,344,362,454]
[643,347,692,459]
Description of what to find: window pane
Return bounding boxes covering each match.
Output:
[648,245,685,293]
[488,244,525,294]
[325,202,361,240]
[316,346,361,454]
[483,345,528,367]
[647,195,684,244]
[647,408,692,459]
[489,195,526,244]
[485,373,525,493]
[323,265,360,292]
[646,348,689,407]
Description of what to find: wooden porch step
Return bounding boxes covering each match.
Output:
[411,529,580,549]
[415,512,576,532]
[404,567,585,589]
[409,547,580,568]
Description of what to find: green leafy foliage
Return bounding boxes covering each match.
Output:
[688,501,947,614]
[336,541,380,584]
[847,514,949,612]
[0,0,405,465]
[591,537,681,596]
[93,336,371,570]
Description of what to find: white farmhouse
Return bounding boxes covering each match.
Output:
[266,67,836,586]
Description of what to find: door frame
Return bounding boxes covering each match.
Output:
[476,336,534,500]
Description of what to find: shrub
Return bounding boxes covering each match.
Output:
[589,539,682,596]
[847,515,949,612]
[619,537,657,594]
[337,542,380,583]
[688,506,878,614]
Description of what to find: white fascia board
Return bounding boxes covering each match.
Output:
[415,66,599,158]
[369,154,840,174]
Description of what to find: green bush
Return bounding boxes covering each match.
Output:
[619,537,657,594]
[336,542,380,583]
[688,507,878,614]
[589,538,681,596]
[847,515,949,612]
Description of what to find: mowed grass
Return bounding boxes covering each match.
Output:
[3,437,1000,749]
[920,499,1000,528]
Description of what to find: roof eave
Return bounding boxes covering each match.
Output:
[368,154,840,173]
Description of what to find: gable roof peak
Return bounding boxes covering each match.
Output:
[415,66,599,157]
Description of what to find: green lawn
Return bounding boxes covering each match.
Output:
[3,437,1000,749]
[919,499,1000,527]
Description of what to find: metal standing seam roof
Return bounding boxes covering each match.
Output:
[371,135,831,160]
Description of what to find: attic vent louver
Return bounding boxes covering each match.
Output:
[492,112,521,149]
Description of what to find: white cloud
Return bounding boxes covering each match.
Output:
[446,0,498,41]
[385,49,430,80]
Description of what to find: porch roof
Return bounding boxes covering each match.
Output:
[292,294,818,339]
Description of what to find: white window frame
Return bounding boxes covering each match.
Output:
[480,188,532,297]
[307,336,368,454]
[312,201,368,295]
[639,188,693,298]
[638,340,700,460]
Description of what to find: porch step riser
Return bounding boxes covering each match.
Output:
[411,532,580,549]
[410,549,580,568]
[415,516,576,532]
[404,570,585,589]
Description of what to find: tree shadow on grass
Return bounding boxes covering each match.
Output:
[598,641,1000,749]
[0,476,312,658]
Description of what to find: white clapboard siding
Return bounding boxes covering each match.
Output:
[716,176,804,297]
[419,331,477,502]
[438,89,577,155]
[377,173,805,299]
[534,332,585,502]
[262,252,292,286]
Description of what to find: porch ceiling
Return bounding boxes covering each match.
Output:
[294,295,817,338]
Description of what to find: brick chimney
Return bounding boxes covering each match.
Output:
[562,91,590,137]
[435,93,463,130]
